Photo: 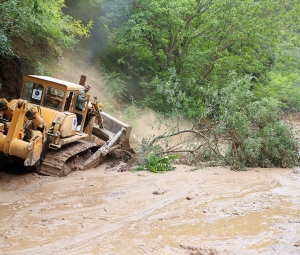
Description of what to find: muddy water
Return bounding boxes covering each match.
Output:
[0,165,299,255]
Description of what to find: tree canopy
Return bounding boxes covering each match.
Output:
[99,0,300,117]
[1,0,300,112]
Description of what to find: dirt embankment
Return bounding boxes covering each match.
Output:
[0,163,299,255]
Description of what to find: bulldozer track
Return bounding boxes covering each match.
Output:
[37,140,100,177]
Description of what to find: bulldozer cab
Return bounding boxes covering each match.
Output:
[21,75,89,112]
[20,75,93,133]
[21,79,66,111]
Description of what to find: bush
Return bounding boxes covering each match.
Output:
[136,72,300,171]
[134,151,178,173]
[215,73,299,170]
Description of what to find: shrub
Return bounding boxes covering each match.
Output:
[215,73,299,170]
[135,72,300,171]
[134,151,178,173]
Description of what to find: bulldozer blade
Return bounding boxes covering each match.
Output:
[92,111,134,153]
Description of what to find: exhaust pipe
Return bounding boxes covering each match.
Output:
[79,75,86,86]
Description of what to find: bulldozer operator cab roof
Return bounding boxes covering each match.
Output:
[21,75,87,112]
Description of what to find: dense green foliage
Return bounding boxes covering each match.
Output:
[1,0,300,112]
[134,151,178,173]
[137,73,299,170]
[213,73,299,169]
[100,0,300,117]
[0,0,92,62]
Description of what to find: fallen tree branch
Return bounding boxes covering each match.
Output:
[148,129,209,147]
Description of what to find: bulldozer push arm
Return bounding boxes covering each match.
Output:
[82,100,134,170]
[0,99,45,166]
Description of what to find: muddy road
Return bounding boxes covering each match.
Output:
[0,164,299,255]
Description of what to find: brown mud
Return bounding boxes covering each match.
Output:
[0,164,299,255]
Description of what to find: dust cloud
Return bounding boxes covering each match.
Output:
[55,54,192,144]
[55,54,108,104]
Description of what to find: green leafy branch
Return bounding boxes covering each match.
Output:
[134,151,178,173]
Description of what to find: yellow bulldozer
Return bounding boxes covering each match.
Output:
[0,75,134,176]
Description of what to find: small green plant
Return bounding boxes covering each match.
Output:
[134,151,178,173]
